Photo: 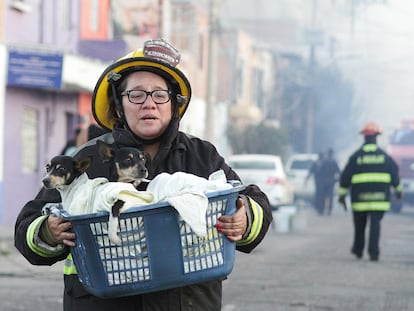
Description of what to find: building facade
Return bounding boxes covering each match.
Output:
[1,0,110,224]
[0,0,274,225]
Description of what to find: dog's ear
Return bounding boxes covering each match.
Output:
[97,140,114,163]
[75,157,92,173]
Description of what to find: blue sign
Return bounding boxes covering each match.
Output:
[7,49,63,89]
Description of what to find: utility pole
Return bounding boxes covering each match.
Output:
[205,0,219,142]
[305,0,317,153]
[350,0,356,40]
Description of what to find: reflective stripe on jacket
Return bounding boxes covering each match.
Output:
[339,143,401,211]
[15,128,272,310]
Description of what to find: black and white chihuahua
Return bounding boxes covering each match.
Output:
[96,140,150,188]
[42,145,150,245]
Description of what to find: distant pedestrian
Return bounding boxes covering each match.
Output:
[306,152,325,215]
[60,127,86,156]
[338,122,402,261]
[319,148,340,215]
[61,124,108,156]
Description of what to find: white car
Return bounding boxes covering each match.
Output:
[227,154,295,209]
[285,153,318,202]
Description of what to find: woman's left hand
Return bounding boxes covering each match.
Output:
[215,198,247,242]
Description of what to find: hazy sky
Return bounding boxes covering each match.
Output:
[219,0,414,147]
[336,1,414,136]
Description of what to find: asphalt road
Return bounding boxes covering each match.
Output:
[1,204,414,310]
[223,205,414,311]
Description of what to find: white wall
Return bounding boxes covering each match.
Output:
[0,45,6,223]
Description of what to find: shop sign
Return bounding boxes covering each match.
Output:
[7,48,63,89]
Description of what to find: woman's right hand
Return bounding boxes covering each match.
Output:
[47,215,76,247]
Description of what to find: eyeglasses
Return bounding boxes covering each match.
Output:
[121,90,171,104]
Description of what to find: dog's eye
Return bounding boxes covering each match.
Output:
[57,167,66,173]
[123,159,131,166]
[124,156,132,163]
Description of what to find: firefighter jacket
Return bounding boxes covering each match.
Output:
[338,143,402,211]
[14,123,272,311]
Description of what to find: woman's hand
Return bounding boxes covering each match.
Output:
[47,215,76,247]
[215,198,247,242]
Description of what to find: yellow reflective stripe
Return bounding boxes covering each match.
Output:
[338,187,348,196]
[352,201,390,211]
[237,198,263,246]
[27,216,65,257]
[362,144,377,152]
[395,184,403,192]
[63,253,78,275]
[351,173,391,184]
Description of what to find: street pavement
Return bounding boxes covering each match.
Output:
[0,225,63,310]
[223,204,414,311]
[1,204,414,310]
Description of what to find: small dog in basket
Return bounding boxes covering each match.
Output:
[96,140,150,187]
[42,149,152,245]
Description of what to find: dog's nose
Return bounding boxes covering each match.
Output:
[139,167,148,178]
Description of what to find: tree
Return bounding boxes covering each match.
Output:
[228,122,288,158]
[274,54,354,154]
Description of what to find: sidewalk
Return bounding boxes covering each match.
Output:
[0,225,63,277]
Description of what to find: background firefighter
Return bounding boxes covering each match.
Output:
[338,121,402,261]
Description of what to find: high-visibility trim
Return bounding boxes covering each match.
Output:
[237,197,263,246]
[338,187,348,196]
[351,172,391,184]
[27,216,66,257]
[362,144,378,152]
[352,201,390,211]
[63,253,78,275]
[356,154,385,165]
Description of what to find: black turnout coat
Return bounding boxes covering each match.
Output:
[15,123,272,311]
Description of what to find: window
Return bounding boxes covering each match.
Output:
[21,107,39,173]
[290,160,314,170]
[80,0,110,39]
[230,160,276,170]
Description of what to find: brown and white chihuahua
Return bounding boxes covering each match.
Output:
[42,145,150,245]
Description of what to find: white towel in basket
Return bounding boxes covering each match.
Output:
[59,173,154,216]
[147,170,232,237]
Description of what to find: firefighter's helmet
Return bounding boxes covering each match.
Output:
[92,39,192,130]
[360,121,383,136]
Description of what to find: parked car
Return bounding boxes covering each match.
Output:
[227,154,295,209]
[285,153,318,202]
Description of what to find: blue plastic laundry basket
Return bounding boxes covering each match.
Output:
[64,184,244,298]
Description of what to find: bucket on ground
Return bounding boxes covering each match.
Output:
[274,205,297,233]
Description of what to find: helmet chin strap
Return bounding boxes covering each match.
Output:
[108,71,128,127]
[112,85,126,120]
[176,94,187,108]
